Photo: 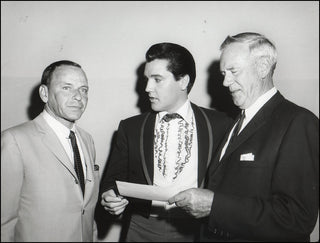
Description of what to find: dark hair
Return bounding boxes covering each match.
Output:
[41,60,81,86]
[145,42,196,93]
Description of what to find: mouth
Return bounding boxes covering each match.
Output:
[230,89,240,95]
[149,96,158,102]
[68,106,83,110]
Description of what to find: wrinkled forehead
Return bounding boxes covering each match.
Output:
[51,65,88,85]
[220,43,251,69]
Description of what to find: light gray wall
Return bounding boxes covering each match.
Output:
[1,1,318,241]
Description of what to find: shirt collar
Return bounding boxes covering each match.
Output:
[158,99,193,124]
[42,109,76,138]
[244,87,277,120]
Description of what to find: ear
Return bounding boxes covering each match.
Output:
[39,84,48,103]
[256,56,271,79]
[179,75,190,91]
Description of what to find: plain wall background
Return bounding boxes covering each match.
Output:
[1,1,318,241]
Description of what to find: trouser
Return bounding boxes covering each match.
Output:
[125,213,200,242]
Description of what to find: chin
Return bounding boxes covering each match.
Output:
[233,98,242,107]
[151,104,162,112]
[66,114,83,121]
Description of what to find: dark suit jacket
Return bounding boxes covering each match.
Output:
[203,92,319,242]
[100,103,232,217]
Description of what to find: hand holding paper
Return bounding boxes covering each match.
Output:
[168,188,214,218]
[101,189,129,215]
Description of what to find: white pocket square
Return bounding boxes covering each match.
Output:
[240,153,255,161]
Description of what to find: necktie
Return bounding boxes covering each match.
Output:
[162,113,182,122]
[229,110,245,145]
[69,130,85,196]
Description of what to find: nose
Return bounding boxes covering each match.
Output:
[145,79,153,93]
[72,89,82,101]
[222,73,233,87]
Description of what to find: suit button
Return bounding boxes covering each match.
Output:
[213,228,217,234]
[82,209,85,215]
[75,179,78,184]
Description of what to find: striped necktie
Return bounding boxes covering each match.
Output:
[229,110,245,145]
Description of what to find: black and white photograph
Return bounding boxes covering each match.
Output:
[1,1,318,242]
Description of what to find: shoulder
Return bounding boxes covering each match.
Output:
[1,120,40,150]
[1,120,37,138]
[275,97,318,123]
[192,103,233,124]
[119,112,155,127]
[266,96,319,138]
[75,126,94,142]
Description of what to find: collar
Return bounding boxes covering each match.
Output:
[157,99,193,124]
[42,109,76,138]
[244,87,277,121]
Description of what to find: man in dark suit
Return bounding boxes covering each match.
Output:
[100,42,232,241]
[169,32,319,241]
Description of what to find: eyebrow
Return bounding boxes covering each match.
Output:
[61,82,88,88]
[225,65,238,69]
[150,74,163,78]
[223,66,240,73]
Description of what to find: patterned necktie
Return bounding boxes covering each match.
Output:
[69,130,85,196]
[162,113,182,122]
[229,110,246,145]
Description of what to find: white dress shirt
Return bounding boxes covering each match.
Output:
[220,87,277,160]
[42,110,87,179]
[152,99,198,210]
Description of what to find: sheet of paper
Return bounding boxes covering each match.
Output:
[116,181,178,201]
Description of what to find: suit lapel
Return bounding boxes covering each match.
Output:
[142,105,211,187]
[191,104,210,187]
[222,113,267,159]
[76,129,94,204]
[209,128,231,174]
[34,115,78,180]
[142,112,156,185]
[214,92,285,169]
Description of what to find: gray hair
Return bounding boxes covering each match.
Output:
[220,32,277,75]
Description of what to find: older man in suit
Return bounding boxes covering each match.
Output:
[169,32,319,241]
[100,42,232,242]
[1,60,100,241]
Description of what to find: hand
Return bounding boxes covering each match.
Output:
[101,189,129,215]
[168,188,214,218]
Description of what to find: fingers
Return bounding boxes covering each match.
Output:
[168,192,187,206]
[102,195,122,203]
[101,197,128,207]
[104,200,129,215]
[101,189,129,215]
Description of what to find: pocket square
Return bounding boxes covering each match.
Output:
[240,153,255,161]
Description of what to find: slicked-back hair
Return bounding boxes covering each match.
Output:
[41,60,82,86]
[220,32,277,75]
[145,42,196,93]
